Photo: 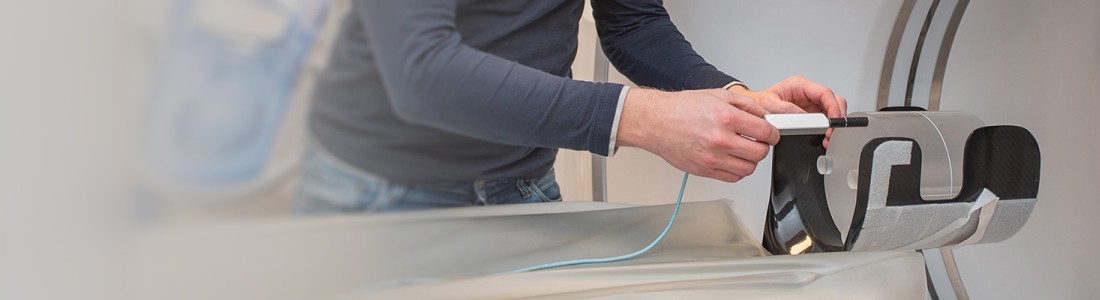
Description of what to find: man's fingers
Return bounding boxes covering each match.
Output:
[803,106,824,113]
[777,76,842,118]
[822,91,843,118]
[837,95,848,116]
[732,112,779,145]
[713,155,759,177]
[721,92,770,118]
[798,79,843,118]
[762,93,805,114]
[726,135,773,161]
[822,95,846,149]
[703,168,745,183]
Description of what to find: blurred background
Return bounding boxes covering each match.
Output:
[1,0,1096,298]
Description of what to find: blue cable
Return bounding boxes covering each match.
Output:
[502,172,690,274]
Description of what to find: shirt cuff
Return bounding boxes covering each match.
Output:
[722,81,747,91]
[607,86,630,157]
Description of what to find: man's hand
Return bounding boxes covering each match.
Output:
[727,76,848,148]
[616,88,779,183]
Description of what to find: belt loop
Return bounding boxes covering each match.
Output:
[474,180,488,205]
[516,179,533,199]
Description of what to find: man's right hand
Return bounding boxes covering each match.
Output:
[616,88,779,183]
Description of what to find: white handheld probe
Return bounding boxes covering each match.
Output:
[765,113,869,135]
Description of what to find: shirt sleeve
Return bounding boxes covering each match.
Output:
[592,0,739,91]
[607,86,630,156]
[355,0,624,156]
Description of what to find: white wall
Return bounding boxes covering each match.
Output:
[603,0,1099,298]
[0,1,144,298]
[939,1,1100,298]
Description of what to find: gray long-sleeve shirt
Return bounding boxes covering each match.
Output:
[309,0,737,183]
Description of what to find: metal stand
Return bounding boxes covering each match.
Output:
[878,0,972,298]
[591,38,611,203]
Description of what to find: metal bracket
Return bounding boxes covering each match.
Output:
[876,0,973,298]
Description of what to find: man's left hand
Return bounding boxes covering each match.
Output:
[727,75,848,148]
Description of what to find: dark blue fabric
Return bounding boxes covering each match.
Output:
[593,0,738,90]
[308,0,737,183]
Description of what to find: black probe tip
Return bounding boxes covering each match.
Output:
[829,117,869,128]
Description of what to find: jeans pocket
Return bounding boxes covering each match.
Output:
[519,174,562,203]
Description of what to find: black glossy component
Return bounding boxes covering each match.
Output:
[829,117,869,128]
[763,125,1041,254]
[959,126,1041,200]
[879,106,928,111]
[859,126,1041,207]
[844,126,1040,249]
[763,134,844,255]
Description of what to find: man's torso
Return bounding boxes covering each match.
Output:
[309,0,584,183]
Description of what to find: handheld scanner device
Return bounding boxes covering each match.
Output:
[762,110,1040,255]
[764,113,868,136]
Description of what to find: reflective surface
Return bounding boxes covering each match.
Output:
[763,113,1039,255]
[763,134,844,254]
[823,111,983,239]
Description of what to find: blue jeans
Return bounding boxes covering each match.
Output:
[293,143,562,214]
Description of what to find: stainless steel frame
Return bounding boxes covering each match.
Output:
[877,0,972,299]
[591,40,610,203]
[877,0,919,109]
[929,0,970,111]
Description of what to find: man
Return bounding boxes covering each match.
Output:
[296,0,847,213]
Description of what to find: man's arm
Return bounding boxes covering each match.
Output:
[592,0,848,149]
[356,0,623,155]
[359,0,780,182]
[591,0,736,91]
